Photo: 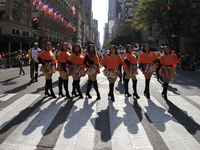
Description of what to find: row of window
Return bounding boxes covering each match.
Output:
[12,29,29,36]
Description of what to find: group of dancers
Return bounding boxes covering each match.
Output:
[37,41,181,102]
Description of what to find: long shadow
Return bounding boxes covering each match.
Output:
[166,99,200,135]
[22,98,64,136]
[115,80,124,94]
[0,76,20,84]
[63,99,96,139]
[92,105,111,142]
[0,97,46,144]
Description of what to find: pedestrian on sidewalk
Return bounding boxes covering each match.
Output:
[17,50,25,76]
[100,45,124,102]
[29,42,41,82]
[123,44,140,99]
[138,43,158,99]
[83,44,101,100]
[38,41,57,98]
[67,43,85,99]
[57,42,71,99]
[155,46,164,82]
[158,45,181,100]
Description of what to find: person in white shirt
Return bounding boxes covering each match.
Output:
[29,42,41,82]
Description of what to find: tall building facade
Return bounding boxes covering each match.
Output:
[0,0,75,53]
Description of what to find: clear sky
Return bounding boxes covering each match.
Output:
[92,0,108,48]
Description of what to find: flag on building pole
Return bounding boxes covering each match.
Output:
[72,5,76,15]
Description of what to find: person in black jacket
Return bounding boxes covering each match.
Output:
[83,44,101,100]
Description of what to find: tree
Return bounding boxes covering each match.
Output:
[110,23,142,47]
[134,0,200,50]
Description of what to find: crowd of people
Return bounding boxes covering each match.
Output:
[18,41,181,102]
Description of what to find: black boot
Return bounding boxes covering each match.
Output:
[35,73,38,82]
[58,77,65,97]
[93,80,101,100]
[144,79,150,99]
[86,79,92,98]
[109,83,115,102]
[72,80,79,97]
[44,78,50,97]
[124,79,131,97]
[162,82,169,100]
[132,79,140,99]
[63,79,71,99]
[47,79,56,98]
[76,80,83,99]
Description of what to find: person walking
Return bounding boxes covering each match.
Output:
[100,45,124,102]
[83,44,101,100]
[155,46,164,82]
[138,43,158,99]
[123,44,140,99]
[29,42,41,82]
[38,41,57,98]
[158,45,181,100]
[57,42,71,99]
[67,43,85,99]
[17,50,25,76]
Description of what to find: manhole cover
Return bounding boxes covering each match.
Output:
[2,82,17,85]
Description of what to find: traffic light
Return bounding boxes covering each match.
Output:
[167,7,172,11]
[32,17,39,29]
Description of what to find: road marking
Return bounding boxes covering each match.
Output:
[187,96,200,105]
[0,94,40,130]
[109,96,153,150]
[0,97,65,150]
[169,96,200,126]
[54,98,96,150]
[138,96,200,150]
[0,93,16,102]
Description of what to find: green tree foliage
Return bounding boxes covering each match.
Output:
[110,23,142,47]
[134,0,200,50]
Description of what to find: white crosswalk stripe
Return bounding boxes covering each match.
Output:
[0,93,200,150]
[0,93,16,102]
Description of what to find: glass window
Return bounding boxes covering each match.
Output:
[12,29,15,34]
[12,2,19,21]
[22,7,27,23]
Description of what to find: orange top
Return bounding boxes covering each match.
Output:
[159,54,181,66]
[138,52,158,63]
[100,54,123,69]
[124,53,137,68]
[57,51,71,64]
[38,50,56,62]
[84,54,100,65]
[68,53,85,65]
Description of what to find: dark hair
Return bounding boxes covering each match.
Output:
[142,43,151,53]
[87,44,98,58]
[61,42,69,52]
[44,41,52,51]
[164,45,172,54]
[72,43,82,55]
[109,45,118,55]
[125,44,133,53]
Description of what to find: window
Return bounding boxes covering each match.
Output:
[0,0,6,19]
[12,29,15,34]
[23,31,26,36]
[12,2,19,21]
[16,30,19,35]
[22,7,27,23]
[0,28,2,34]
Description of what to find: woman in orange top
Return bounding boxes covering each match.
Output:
[67,43,85,98]
[57,42,71,99]
[138,43,158,99]
[38,41,57,98]
[123,44,140,99]
[158,45,181,100]
[100,45,124,102]
[83,44,101,100]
